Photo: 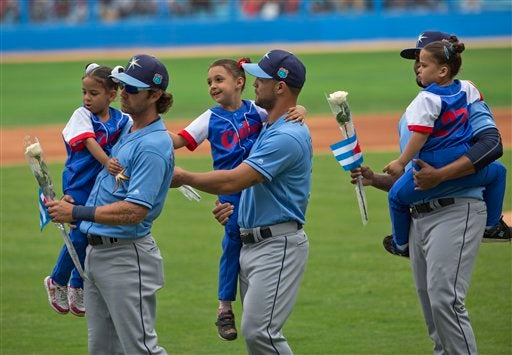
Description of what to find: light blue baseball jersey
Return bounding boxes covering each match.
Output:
[238,115,312,228]
[399,99,497,201]
[62,106,130,196]
[80,118,174,238]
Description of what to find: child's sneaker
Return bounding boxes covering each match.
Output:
[215,310,237,341]
[44,276,69,314]
[483,217,512,243]
[68,286,85,317]
[383,235,410,258]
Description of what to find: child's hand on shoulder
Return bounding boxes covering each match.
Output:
[106,158,123,175]
[285,105,307,124]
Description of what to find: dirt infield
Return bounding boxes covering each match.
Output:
[2,109,510,166]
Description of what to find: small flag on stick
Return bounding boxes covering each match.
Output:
[330,134,364,171]
[39,188,51,230]
[326,91,369,225]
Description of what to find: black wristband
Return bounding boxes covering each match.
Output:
[72,205,96,222]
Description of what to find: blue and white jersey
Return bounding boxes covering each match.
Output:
[178,99,267,203]
[62,106,130,197]
[238,116,313,229]
[405,79,481,152]
[80,118,174,238]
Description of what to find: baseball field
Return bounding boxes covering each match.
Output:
[1,46,510,354]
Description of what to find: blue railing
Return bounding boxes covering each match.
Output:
[1,0,510,52]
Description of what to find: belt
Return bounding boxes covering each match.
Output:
[410,198,455,215]
[87,234,142,246]
[240,221,303,244]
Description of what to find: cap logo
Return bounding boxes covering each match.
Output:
[127,57,142,71]
[277,67,288,79]
[416,32,427,46]
[153,74,162,85]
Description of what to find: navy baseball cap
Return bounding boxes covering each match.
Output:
[400,31,451,59]
[111,54,169,90]
[242,49,306,89]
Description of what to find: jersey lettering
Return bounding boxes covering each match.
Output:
[220,121,262,149]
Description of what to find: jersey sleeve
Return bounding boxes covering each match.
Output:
[178,110,211,151]
[62,107,96,151]
[468,100,497,136]
[404,91,441,134]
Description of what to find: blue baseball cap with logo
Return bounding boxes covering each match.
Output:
[400,31,451,59]
[242,49,306,89]
[111,54,169,90]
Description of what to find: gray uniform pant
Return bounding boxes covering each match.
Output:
[410,198,486,355]
[239,230,309,355]
[84,234,167,355]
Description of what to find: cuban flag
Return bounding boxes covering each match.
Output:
[39,188,51,231]
[330,134,364,171]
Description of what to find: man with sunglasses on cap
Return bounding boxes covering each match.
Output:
[46,54,174,354]
[351,31,508,354]
[173,49,312,354]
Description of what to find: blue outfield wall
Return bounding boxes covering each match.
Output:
[1,11,511,53]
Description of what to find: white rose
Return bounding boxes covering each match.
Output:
[328,91,348,105]
[25,142,42,158]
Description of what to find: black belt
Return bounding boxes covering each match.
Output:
[410,198,455,214]
[87,234,119,246]
[240,221,303,244]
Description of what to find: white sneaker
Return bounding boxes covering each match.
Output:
[44,276,69,314]
[68,286,85,317]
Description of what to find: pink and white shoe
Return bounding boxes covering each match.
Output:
[44,276,69,314]
[68,286,85,317]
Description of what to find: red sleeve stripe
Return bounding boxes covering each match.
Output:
[68,132,96,152]
[178,130,198,151]
[408,125,433,134]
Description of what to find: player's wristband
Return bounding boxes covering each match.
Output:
[72,206,96,222]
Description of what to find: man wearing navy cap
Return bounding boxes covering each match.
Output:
[173,49,312,354]
[47,54,174,354]
[351,31,508,354]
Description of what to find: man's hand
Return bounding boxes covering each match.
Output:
[413,159,445,190]
[46,198,75,224]
[212,200,234,226]
[350,166,375,186]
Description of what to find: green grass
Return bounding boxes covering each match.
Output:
[1,47,510,126]
[1,152,510,354]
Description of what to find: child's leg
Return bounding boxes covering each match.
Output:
[51,222,87,287]
[68,226,88,289]
[218,217,242,306]
[388,170,417,248]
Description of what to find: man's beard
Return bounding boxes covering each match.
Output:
[255,96,276,111]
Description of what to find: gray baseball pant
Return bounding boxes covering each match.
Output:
[410,198,486,355]
[84,234,167,355]
[239,230,309,355]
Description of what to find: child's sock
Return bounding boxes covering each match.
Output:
[218,301,232,314]
[395,242,409,252]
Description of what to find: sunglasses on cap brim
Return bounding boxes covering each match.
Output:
[119,82,153,94]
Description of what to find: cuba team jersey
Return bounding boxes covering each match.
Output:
[62,106,130,195]
[80,118,174,238]
[398,93,496,202]
[405,79,482,152]
[239,116,313,229]
[178,99,267,203]
[178,100,267,170]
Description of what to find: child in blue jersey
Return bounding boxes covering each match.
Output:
[44,63,130,316]
[170,58,306,341]
[383,36,507,257]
